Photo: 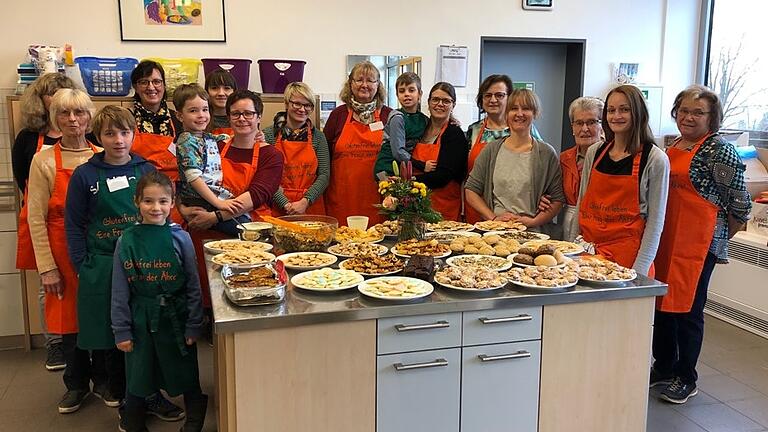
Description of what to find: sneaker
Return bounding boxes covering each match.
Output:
[92,382,122,408]
[118,413,148,432]
[649,367,674,388]
[45,343,66,371]
[58,389,89,414]
[146,393,185,421]
[660,377,698,404]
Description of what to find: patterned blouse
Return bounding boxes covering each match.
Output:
[683,134,752,262]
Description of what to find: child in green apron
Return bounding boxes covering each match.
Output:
[112,171,207,432]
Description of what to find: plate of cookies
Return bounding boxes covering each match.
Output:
[327,242,389,258]
[576,257,637,285]
[370,220,402,237]
[434,266,508,291]
[482,230,550,242]
[426,220,475,232]
[473,220,527,232]
[521,239,584,256]
[204,239,274,254]
[358,276,434,300]
[338,254,406,276]
[447,235,521,257]
[503,262,580,290]
[391,239,451,258]
[276,252,338,271]
[445,254,513,272]
[509,244,571,269]
[334,226,385,243]
[291,267,365,292]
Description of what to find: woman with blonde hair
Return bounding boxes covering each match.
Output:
[264,82,330,215]
[323,61,392,223]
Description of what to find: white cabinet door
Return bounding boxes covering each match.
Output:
[461,341,541,432]
[377,348,461,432]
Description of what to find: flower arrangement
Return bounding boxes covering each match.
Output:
[376,161,442,240]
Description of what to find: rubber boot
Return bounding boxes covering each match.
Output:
[119,402,148,432]
[179,393,208,432]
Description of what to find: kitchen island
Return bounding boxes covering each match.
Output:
[210,257,666,432]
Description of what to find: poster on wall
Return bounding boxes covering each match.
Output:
[437,45,468,88]
[118,0,226,42]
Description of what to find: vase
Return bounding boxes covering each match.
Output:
[397,216,426,242]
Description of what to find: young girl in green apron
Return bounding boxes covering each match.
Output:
[112,171,207,432]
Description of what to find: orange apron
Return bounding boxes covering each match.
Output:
[464,121,489,224]
[45,143,95,334]
[211,127,234,136]
[131,122,184,223]
[324,110,383,224]
[579,142,653,276]
[16,134,50,270]
[273,127,326,215]
[654,135,718,312]
[412,123,462,222]
[560,146,581,206]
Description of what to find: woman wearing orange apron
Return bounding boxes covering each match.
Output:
[180,90,284,308]
[577,85,669,277]
[323,61,393,224]
[265,82,329,215]
[205,68,237,137]
[651,86,751,404]
[410,83,468,221]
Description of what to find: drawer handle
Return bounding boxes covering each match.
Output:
[478,314,533,324]
[395,320,450,332]
[393,358,448,371]
[478,351,531,362]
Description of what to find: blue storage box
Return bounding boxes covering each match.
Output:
[75,56,138,96]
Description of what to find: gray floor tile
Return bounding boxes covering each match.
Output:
[697,362,722,377]
[730,367,768,397]
[700,347,768,375]
[698,374,763,402]
[675,403,763,432]
[705,320,768,351]
[728,396,768,428]
[647,402,708,432]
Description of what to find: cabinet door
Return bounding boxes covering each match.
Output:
[377,348,460,432]
[377,312,461,354]
[461,341,541,432]
[463,306,542,346]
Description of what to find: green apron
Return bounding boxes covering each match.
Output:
[77,167,140,350]
[119,223,199,397]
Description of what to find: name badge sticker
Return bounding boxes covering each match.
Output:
[107,175,130,192]
[369,121,384,132]
[167,142,177,157]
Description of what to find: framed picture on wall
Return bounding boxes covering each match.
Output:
[522,0,553,10]
[118,0,227,42]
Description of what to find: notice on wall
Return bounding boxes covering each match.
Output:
[513,82,535,92]
[437,45,468,87]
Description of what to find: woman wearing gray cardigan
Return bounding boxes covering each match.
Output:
[465,89,565,231]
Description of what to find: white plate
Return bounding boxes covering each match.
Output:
[277,252,338,271]
[357,276,434,300]
[445,254,513,272]
[291,268,364,292]
[482,230,550,241]
[327,243,389,258]
[507,253,568,269]
[391,246,451,259]
[338,259,404,276]
[578,275,637,286]
[435,278,507,292]
[473,221,527,232]
[204,239,274,254]
[509,279,577,290]
[426,222,474,232]
[521,240,585,256]
[211,251,276,268]
[426,231,482,242]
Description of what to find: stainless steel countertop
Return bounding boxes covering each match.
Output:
[209,252,668,334]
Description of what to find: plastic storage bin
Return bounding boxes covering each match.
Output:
[75,56,138,96]
[257,59,306,93]
[201,58,252,89]
[143,57,202,97]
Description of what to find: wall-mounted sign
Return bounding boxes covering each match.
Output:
[513,82,535,92]
[522,0,553,11]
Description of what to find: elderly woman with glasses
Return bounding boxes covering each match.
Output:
[264,82,330,215]
[323,61,393,223]
[650,85,751,404]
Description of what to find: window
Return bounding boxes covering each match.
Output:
[706,0,768,134]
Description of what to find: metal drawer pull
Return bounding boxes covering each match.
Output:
[478,351,531,362]
[478,314,532,324]
[395,320,450,332]
[394,358,449,371]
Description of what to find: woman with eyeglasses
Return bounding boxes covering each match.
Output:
[650,85,751,404]
[578,85,669,276]
[264,82,329,215]
[559,97,604,240]
[408,82,468,221]
[323,61,393,223]
[466,89,564,230]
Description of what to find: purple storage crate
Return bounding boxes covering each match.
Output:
[257,59,306,93]
[201,58,252,89]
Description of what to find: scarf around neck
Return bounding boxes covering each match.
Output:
[349,97,377,125]
[134,100,174,136]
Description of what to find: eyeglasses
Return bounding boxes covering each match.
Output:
[429,97,454,106]
[229,110,258,120]
[137,79,164,87]
[482,92,507,101]
[289,100,314,111]
[352,78,378,85]
[572,119,601,128]
[677,108,710,119]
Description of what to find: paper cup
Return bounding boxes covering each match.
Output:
[347,216,369,231]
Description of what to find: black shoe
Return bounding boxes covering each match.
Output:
[45,343,66,371]
[58,389,90,414]
[146,392,185,421]
[179,394,208,432]
[118,405,148,432]
[660,377,698,404]
[92,382,122,408]
[649,367,674,388]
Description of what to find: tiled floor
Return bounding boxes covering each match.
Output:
[0,316,766,431]
[647,317,768,432]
